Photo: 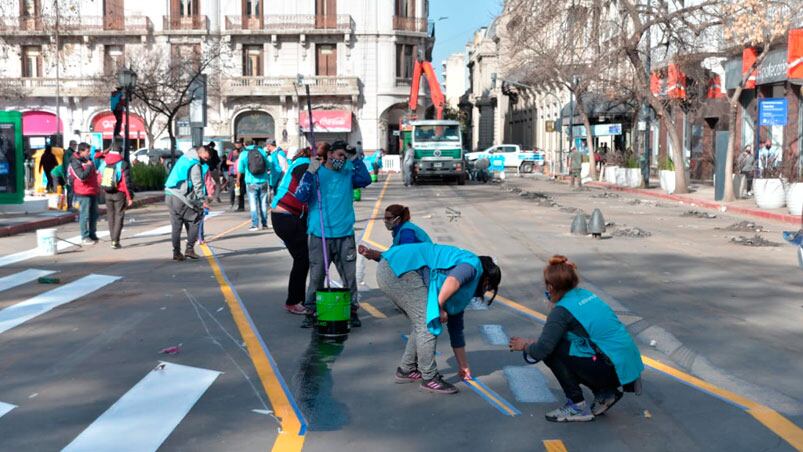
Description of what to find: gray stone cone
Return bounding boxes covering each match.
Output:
[570,213,589,235]
[589,208,606,234]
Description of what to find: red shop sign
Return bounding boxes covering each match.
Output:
[299,110,353,133]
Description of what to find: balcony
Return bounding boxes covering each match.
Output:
[393,16,428,33]
[395,77,412,88]
[0,15,151,35]
[222,76,360,98]
[224,15,354,35]
[0,78,112,97]
[162,15,209,34]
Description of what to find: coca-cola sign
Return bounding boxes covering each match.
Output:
[299,110,353,133]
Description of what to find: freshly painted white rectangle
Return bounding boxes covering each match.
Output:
[0,232,110,268]
[0,274,120,334]
[0,401,16,418]
[134,211,222,238]
[62,362,220,452]
[0,269,57,293]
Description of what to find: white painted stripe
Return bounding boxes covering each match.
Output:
[134,211,223,238]
[0,274,120,334]
[62,362,220,452]
[0,269,57,292]
[0,232,110,269]
[0,401,16,418]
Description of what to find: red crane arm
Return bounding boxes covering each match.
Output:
[407,59,446,120]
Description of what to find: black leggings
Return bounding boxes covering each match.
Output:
[271,211,309,306]
[543,339,620,403]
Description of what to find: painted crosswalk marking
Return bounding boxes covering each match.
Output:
[463,378,521,417]
[0,269,57,292]
[134,211,223,238]
[480,324,509,346]
[0,232,110,268]
[62,362,220,452]
[0,274,120,334]
[0,401,16,418]
[504,366,557,403]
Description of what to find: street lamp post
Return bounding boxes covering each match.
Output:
[117,67,137,162]
[296,74,316,149]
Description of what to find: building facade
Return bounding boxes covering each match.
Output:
[441,52,464,110]
[0,0,432,153]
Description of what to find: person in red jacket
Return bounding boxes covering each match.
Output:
[99,143,134,249]
[68,142,100,245]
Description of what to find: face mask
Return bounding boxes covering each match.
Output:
[544,290,552,302]
[330,158,345,171]
[384,216,399,231]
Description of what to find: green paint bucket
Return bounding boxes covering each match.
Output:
[370,174,378,182]
[316,288,351,337]
[353,188,362,201]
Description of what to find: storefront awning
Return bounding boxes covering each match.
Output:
[91,111,145,139]
[22,111,63,136]
[560,94,636,126]
[299,110,352,133]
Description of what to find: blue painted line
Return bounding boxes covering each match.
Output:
[208,246,309,436]
[504,366,557,403]
[480,324,509,346]
[465,378,522,416]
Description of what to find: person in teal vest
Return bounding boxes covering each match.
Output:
[375,242,502,394]
[267,140,288,195]
[164,146,210,261]
[509,256,644,422]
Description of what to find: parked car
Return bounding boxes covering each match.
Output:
[465,144,545,173]
[129,148,178,165]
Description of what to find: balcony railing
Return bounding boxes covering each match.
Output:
[0,15,151,34]
[224,15,354,33]
[222,76,360,97]
[393,16,428,33]
[163,15,209,32]
[0,78,113,97]
[395,77,412,88]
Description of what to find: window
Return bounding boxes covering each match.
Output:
[396,44,415,79]
[171,44,201,72]
[395,0,415,17]
[243,45,262,76]
[21,46,42,78]
[104,45,125,76]
[21,0,38,17]
[316,44,337,76]
[244,0,260,16]
[315,0,336,28]
[171,0,199,17]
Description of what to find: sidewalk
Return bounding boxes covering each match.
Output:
[584,180,801,226]
[0,191,165,238]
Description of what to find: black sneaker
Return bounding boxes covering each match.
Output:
[420,374,458,394]
[301,314,316,329]
[395,367,422,384]
[591,390,623,416]
[350,311,361,328]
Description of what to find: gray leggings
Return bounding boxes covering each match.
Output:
[376,260,439,380]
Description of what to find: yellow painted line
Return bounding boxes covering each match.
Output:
[543,439,568,452]
[465,379,518,416]
[206,220,251,243]
[361,174,392,245]
[201,244,306,451]
[360,302,387,319]
[362,237,389,251]
[497,293,803,450]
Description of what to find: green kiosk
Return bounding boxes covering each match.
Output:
[0,111,24,205]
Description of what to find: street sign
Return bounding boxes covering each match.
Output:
[545,120,555,132]
[758,98,788,126]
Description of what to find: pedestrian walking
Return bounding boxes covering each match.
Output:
[39,144,58,192]
[63,140,77,208]
[228,139,246,211]
[509,256,643,422]
[738,145,755,197]
[268,140,288,196]
[375,242,501,393]
[296,141,372,329]
[98,144,134,249]
[164,146,211,261]
[568,147,582,187]
[271,147,312,315]
[403,143,415,187]
[207,141,223,203]
[68,143,100,245]
[238,141,271,231]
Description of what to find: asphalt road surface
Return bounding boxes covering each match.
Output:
[0,174,800,451]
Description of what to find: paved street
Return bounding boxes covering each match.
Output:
[0,176,801,451]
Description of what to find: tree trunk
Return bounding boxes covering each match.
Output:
[722,101,741,202]
[575,97,598,181]
[666,116,688,193]
[167,114,177,164]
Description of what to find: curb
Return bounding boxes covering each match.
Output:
[0,193,165,238]
[586,181,800,225]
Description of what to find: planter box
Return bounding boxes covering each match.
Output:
[581,162,592,183]
[753,178,786,209]
[615,168,627,186]
[604,166,618,184]
[659,170,675,194]
[787,182,803,216]
[625,168,642,187]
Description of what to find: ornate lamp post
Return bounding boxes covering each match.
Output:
[117,67,138,161]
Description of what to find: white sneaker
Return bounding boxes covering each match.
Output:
[545,400,594,422]
[249,226,259,232]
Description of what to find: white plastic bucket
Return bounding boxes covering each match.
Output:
[36,228,58,256]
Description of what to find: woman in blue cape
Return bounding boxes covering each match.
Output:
[372,242,501,395]
[509,256,643,422]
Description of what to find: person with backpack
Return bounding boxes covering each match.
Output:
[267,140,288,195]
[68,143,100,245]
[164,146,211,261]
[238,140,271,231]
[98,143,134,249]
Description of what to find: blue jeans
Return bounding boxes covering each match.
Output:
[76,194,99,239]
[247,183,269,227]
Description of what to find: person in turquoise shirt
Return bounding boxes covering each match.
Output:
[375,242,501,394]
[295,141,372,329]
[267,140,288,195]
[509,255,644,422]
[238,142,270,230]
[164,146,210,261]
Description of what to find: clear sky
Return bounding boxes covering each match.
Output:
[430,0,502,83]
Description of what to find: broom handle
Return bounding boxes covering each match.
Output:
[316,174,330,289]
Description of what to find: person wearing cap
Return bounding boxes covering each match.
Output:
[295,140,372,329]
[267,140,288,195]
[374,242,502,394]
